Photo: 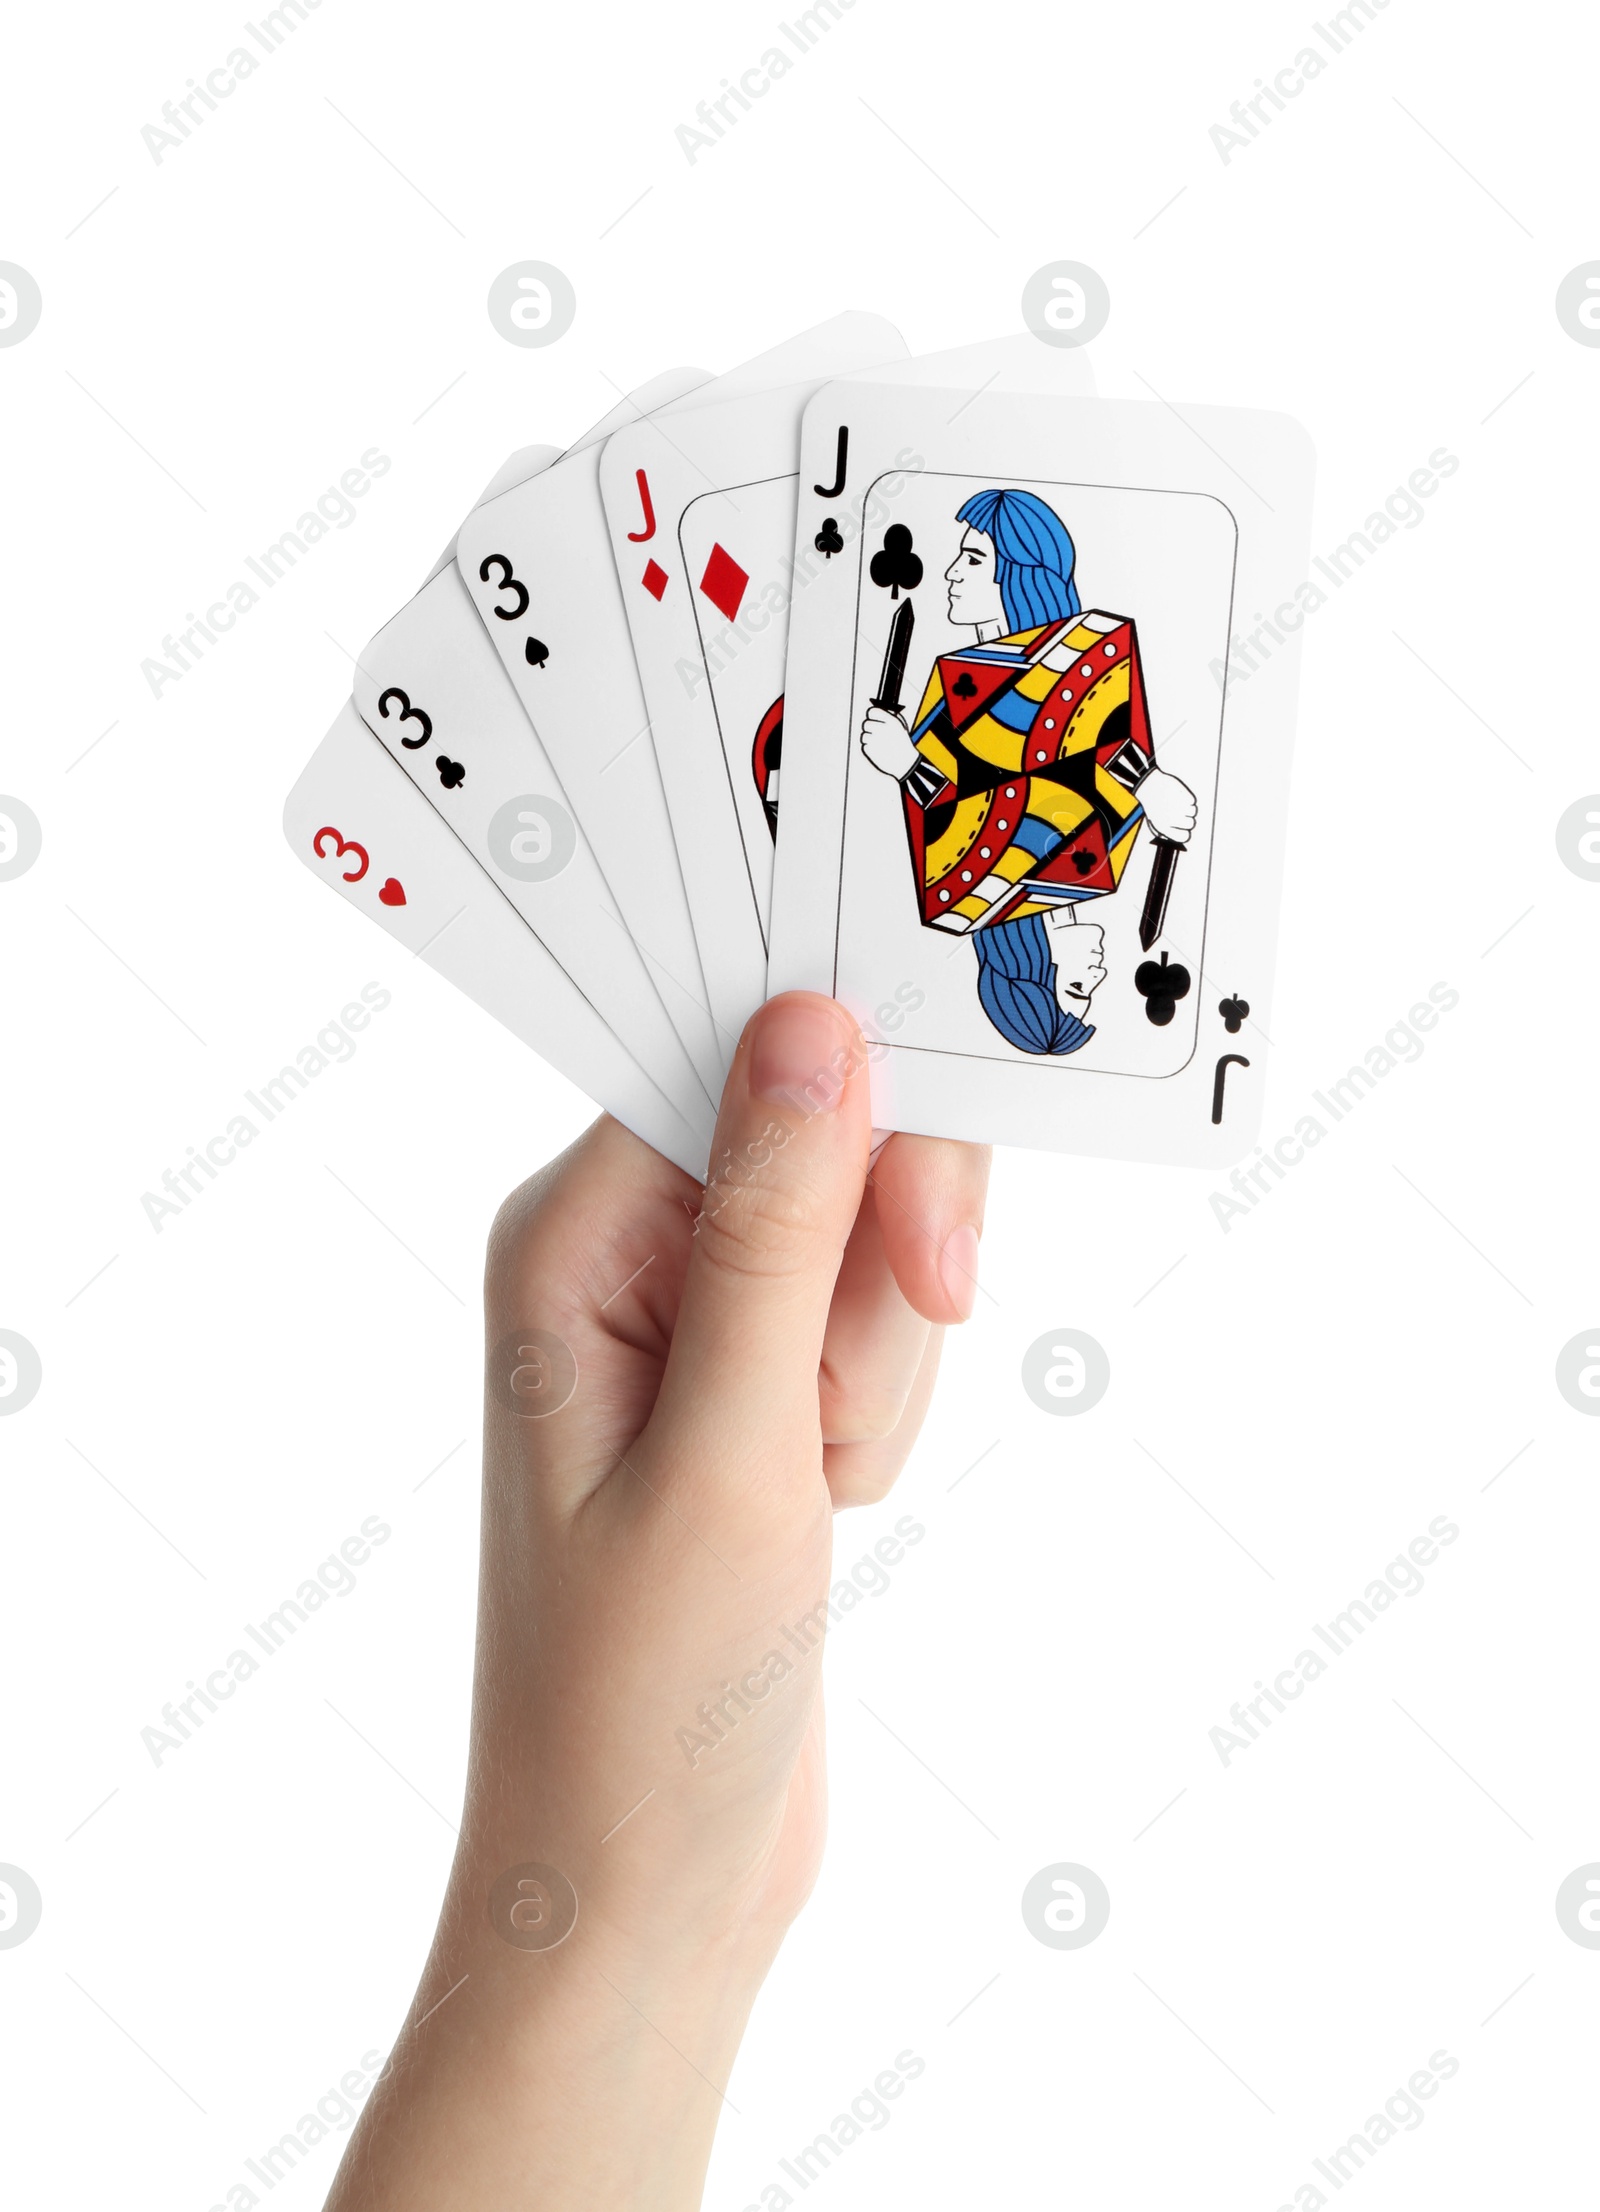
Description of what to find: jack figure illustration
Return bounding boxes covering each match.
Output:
[859,490,1197,1055]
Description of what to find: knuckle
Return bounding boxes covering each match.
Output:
[820,1372,907,1446]
[828,1460,899,1510]
[693,1165,823,1286]
[483,1154,578,1309]
[486,1169,551,1272]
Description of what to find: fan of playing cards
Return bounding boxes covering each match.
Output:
[285,315,1314,1174]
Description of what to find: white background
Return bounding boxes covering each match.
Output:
[1,2,1596,2208]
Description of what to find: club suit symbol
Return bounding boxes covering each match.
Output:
[1134,951,1190,1026]
[436,755,466,791]
[870,524,922,599]
[814,517,843,559]
[1219,993,1249,1034]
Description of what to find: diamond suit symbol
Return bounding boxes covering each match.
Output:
[698,543,748,623]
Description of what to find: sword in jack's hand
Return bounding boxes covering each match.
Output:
[873,600,915,713]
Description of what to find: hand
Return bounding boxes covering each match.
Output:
[859,703,918,778]
[1137,767,1197,846]
[1045,913,1106,1002]
[325,994,989,2212]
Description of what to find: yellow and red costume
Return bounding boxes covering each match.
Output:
[900,611,1154,933]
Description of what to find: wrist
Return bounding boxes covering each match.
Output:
[327,1876,773,2212]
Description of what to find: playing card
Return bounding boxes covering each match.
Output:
[420,369,713,587]
[456,314,908,1084]
[597,333,908,1054]
[284,702,712,1178]
[289,401,721,1171]
[421,445,563,590]
[350,376,729,1135]
[352,551,716,1134]
[768,378,1314,1167]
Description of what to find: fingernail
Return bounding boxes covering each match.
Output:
[939,1223,981,1321]
[749,994,858,1112]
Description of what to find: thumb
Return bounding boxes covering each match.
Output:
[648,992,871,1475]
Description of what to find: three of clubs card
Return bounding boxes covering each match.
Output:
[286,319,1313,1175]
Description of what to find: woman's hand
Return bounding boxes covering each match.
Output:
[326,992,989,2211]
